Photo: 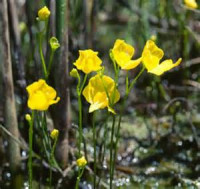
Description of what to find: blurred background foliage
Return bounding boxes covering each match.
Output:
[0,0,200,188]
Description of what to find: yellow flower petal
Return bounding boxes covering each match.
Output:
[89,102,105,113]
[148,58,182,76]
[184,0,198,9]
[49,97,60,106]
[28,91,49,110]
[142,40,164,71]
[121,57,142,70]
[74,49,102,74]
[108,106,116,114]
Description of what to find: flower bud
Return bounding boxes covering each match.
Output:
[38,6,50,21]
[50,129,59,140]
[150,35,157,42]
[70,68,79,78]
[25,114,31,122]
[76,156,87,167]
[50,37,60,51]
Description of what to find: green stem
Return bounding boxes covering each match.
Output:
[38,20,48,80]
[112,66,145,180]
[75,167,85,189]
[49,136,58,188]
[77,94,82,156]
[39,33,48,79]
[77,74,87,156]
[40,112,50,160]
[80,74,88,93]
[110,115,115,189]
[127,65,145,94]
[125,72,129,95]
[97,114,110,188]
[75,168,81,189]
[28,111,34,189]
[92,112,96,189]
[47,50,55,78]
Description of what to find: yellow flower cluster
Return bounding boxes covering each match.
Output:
[184,0,198,9]
[26,79,60,111]
[111,39,181,75]
[70,39,181,113]
[38,6,50,21]
[76,156,87,167]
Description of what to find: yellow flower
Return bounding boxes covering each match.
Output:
[76,156,87,167]
[38,6,50,21]
[74,50,102,74]
[111,39,142,70]
[82,74,120,113]
[184,0,198,9]
[50,129,59,140]
[25,114,31,122]
[142,40,182,76]
[26,79,60,111]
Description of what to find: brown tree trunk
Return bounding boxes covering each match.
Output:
[0,0,20,171]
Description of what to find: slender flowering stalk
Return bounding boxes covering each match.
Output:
[28,111,34,189]
[26,78,60,188]
[109,40,146,187]
[111,66,145,181]
[49,129,59,188]
[48,37,60,77]
[72,49,103,157]
[97,114,110,188]
[109,114,115,189]
[77,74,87,156]
[37,6,50,79]
[92,112,97,189]
[38,20,48,80]
[75,156,87,189]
